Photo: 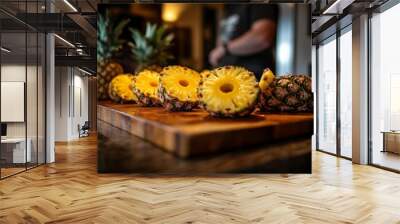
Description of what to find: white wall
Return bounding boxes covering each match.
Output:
[1,65,25,138]
[54,67,89,141]
[1,65,39,138]
[55,66,69,141]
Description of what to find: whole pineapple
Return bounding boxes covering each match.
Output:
[132,69,161,106]
[108,74,137,104]
[97,10,129,100]
[258,68,313,112]
[159,66,201,111]
[129,23,174,73]
[198,66,259,117]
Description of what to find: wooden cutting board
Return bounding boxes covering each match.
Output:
[98,101,313,158]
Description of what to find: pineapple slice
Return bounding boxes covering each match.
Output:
[258,69,313,112]
[159,66,201,111]
[198,66,259,117]
[108,74,137,103]
[132,70,161,106]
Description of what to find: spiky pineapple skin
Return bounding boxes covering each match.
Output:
[108,74,136,104]
[258,74,313,112]
[197,70,212,110]
[97,61,124,100]
[159,66,200,112]
[205,103,258,118]
[132,88,160,106]
[198,66,259,118]
[158,84,198,112]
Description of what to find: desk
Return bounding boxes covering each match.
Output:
[382,131,400,154]
[1,138,31,163]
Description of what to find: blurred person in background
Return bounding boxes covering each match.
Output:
[209,4,279,79]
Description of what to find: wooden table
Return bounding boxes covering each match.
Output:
[98,120,311,173]
[382,131,400,154]
[1,138,32,166]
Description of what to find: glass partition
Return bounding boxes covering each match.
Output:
[317,35,337,154]
[0,31,28,178]
[339,27,352,158]
[0,1,46,179]
[370,3,400,171]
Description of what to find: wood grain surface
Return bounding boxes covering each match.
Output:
[97,120,311,173]
[97,101,313,158]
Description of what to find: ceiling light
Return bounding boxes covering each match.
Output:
[322,0,354,15]
[54,34,75,48]
[78,67,93,76]
[63,0,78,12]
[323,0,341,14]
[162,4,184,22]
[1,47,11,53]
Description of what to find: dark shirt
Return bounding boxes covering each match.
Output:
[218,4,279,79]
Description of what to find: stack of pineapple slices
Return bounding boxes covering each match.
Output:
[109,65,261,117]
[108,65,312,116]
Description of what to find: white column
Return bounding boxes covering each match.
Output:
[352,14,369,164]
[46,33,55,163]
[311,45,317,151]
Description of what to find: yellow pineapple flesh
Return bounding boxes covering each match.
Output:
[159,66,201,111]
[198,66,259,117]
[108,74,137,103]
[132,70,161,106]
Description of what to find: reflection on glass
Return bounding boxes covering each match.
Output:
[0,0,47,178]
[371,4,400,171]
[1,31,27,177]
[317,37,337,154]
[340,29,352,158]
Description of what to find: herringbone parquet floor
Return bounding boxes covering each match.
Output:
[1,135,400,224]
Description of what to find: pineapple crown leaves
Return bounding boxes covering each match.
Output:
[129,22,174,71]
[97,10,130,62]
